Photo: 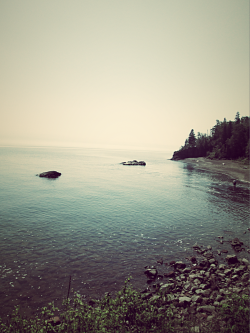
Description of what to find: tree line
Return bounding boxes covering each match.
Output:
[171,112,250,161]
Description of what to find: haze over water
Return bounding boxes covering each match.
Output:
[0,147,249,316]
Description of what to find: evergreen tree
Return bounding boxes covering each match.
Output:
[171,113,249,161]
[188,129,196,146]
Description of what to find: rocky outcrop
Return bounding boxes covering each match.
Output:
[37,171,61,178]
[121,160,146,166]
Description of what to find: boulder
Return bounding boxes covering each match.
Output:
[164,271,175,278]
[179,296,191,306]
[174,261,186,269]
[121,160,146,166]
[230,238,243,252]
[226,255,239,264]
[196,305,215,313]
[37,171,61,178]
[144,268,157,278]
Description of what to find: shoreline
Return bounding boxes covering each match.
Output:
[173,157,250,183]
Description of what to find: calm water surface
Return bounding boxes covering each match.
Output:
[0,147,249,316]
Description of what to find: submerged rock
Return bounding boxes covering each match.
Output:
[121,160,146,166]
[37,171,61,178]
[230,238,243,252]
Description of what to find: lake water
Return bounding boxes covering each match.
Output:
[0,146,249,316]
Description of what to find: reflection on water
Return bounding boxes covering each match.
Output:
[0,147,249,317]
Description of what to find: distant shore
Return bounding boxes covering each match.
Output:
[176,157,250,183]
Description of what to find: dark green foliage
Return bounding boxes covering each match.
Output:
[172,113,250,160]
[219,293,249,333]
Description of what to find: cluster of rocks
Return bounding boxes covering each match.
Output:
[120,160,146,166]
[141,241,250,330]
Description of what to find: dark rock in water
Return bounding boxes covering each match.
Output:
[226,254,239,264]
[121,160,146,166]
[144,268,157,278]
[230,238,243,252]
[174,261,186,269]
[164,271,175,278]
[37,171,61,178]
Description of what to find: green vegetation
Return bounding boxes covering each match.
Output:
[172,113,250,161]
[0,278,249,332]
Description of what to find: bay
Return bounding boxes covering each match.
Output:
[0,146,249,316]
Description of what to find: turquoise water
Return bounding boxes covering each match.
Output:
[0,147,249,316]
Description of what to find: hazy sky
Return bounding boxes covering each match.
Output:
[0,0,249,151]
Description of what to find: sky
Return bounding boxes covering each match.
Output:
[0,0,249,151]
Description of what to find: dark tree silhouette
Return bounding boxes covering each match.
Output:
[171,113,249,161]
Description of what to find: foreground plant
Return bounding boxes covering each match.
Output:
[0,279,249,332]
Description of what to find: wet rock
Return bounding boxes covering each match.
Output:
[169,261,176,266]
[207,245,212,250]
[191,295,202,303]
[183,267,191,273]
[179,296,191,306]
[226,255,239,264]
[196,305,215,313]
[234,265,246,274]
[217,250,221,255]
[37,171,61,178]
[241,258,249,265]
[192,243,200,250]
[157,259,163,265]
[160,283,175,291]
[164,271,175,278]
[174,261,186,269]
[199,260,209,268]
[217,273,226,278]
[241,272,249,281]
[47,316,61,326]
[121,160,146,166]
[221,249,228,253]
[216,295,223,302]
[209,259,216,264]
[203,252,214,259]
[224,269,232,276]
[219,264,226,270]
[230,238,243,252]
[144,268,157,278]
[231,275,238,281]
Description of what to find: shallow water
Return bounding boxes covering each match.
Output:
[0,147,249,316]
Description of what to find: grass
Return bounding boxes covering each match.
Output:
[0,278,249,332]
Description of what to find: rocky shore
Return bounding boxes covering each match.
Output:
[40,234,250,332]
[172,157,249,183]
[140,236,250,331]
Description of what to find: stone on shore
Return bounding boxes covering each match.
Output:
[226,255,239,264]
